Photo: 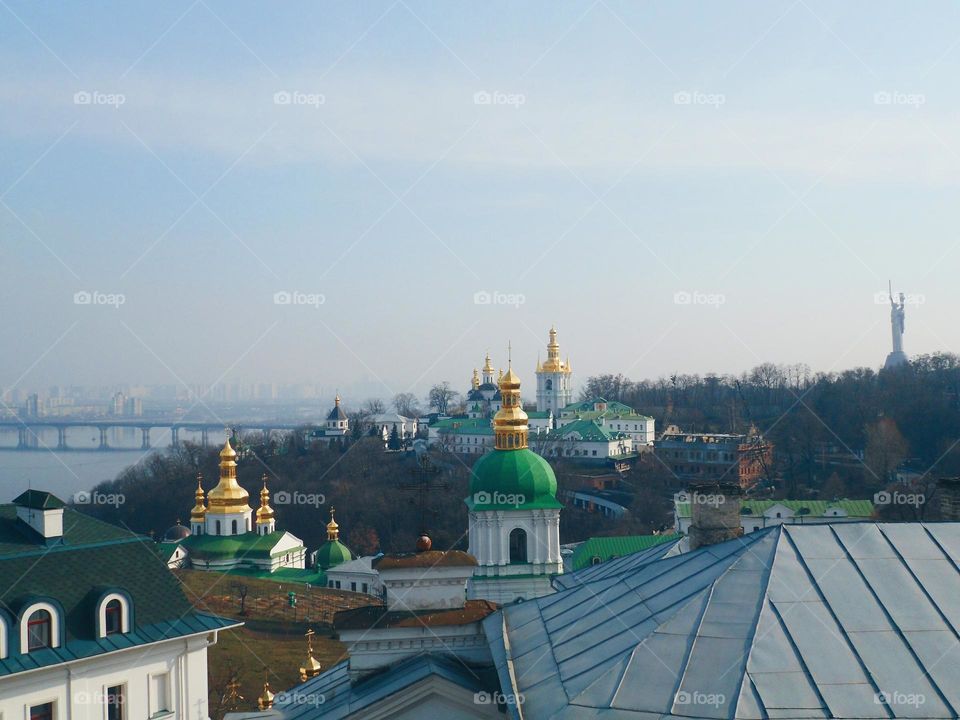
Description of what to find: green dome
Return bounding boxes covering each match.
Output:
[466,448,563,511]
[315,539,353,569]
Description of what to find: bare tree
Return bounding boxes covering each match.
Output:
[392,392,420,417]
[364,398,385,414]
[427,382,458,415]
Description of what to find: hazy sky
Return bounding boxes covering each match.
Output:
[2,1,958,400]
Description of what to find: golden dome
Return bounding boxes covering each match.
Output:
[190,473,206,521]
[539,326,571,374]
[482,353,495,374]
[256,475,275,523]
[471,368,480,390]
[299,629,323,681]
[326,506,339,541]
[494,364,528,450]
[206,437,251,514]
[257,680,275,711]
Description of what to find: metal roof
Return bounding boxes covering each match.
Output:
[271,653,498,720]
[488,522,960,719]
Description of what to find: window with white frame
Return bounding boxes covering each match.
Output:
[150,673,171,716]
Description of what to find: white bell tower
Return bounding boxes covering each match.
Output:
[535,326,573,416]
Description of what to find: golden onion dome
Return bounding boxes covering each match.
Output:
[256,476,275,523]
[326,506,340,540]
[494,363,529,450]
[206,438,251,514]
[257,680,275,711]
[190,474,207,520]
[482,353,495,374]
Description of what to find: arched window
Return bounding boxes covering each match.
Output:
[231,519,238,535]
[27,609,52,651]
[509,528,527,564]
[545,379,553,391]
[215,520,221,535]
[0,615,7,660]
[97,593,131,637]
[104,599,122,635]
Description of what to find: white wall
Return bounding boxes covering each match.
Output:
[0,633,212,720]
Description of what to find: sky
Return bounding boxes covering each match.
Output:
[2,1,959,401]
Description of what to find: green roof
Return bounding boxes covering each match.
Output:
[12,490,65,510]
[466,448,562,510]
[315,539,353,569]
[431,417,494,435]
[674,499,876,519]
[0,504,131,557]
[571,534,681,571]
[155,542,182,562]
[560,397,653,420]
[526,411,552,419]
[0,503,238,676]
[180,530,301,559]
[554,419,628,442]
[222,566,328,586]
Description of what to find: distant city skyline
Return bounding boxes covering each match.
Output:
[2,2,958,396]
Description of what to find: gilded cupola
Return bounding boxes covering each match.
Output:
[205,437,251,514]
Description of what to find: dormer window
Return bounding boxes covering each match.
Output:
[27,609,52,650]
[104,599,122,635]
[97,593,131,637]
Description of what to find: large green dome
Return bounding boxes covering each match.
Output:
[315,539,353,569]
[466,448,563,511]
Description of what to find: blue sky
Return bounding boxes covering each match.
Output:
[2,1,958,400]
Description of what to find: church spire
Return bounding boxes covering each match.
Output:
[190,473,206,523]
[326,506,340,541]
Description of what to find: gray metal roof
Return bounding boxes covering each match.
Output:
[487,523,960,719]
[271,652,497,720]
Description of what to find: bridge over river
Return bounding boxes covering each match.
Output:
[0,419,312,451]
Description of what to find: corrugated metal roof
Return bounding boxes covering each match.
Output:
[489,523,960,719]
[675,499,876,519]
[569,534,682,571]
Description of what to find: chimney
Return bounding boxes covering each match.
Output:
[687,482,743,551]
[13,490,65,544]
[938,477,960,521]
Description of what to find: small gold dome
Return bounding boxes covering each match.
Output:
[299,629,323,681]
[257,681,275,711]
[326,506,339,540]
[190,474,207,521]
[256,476,275,523]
